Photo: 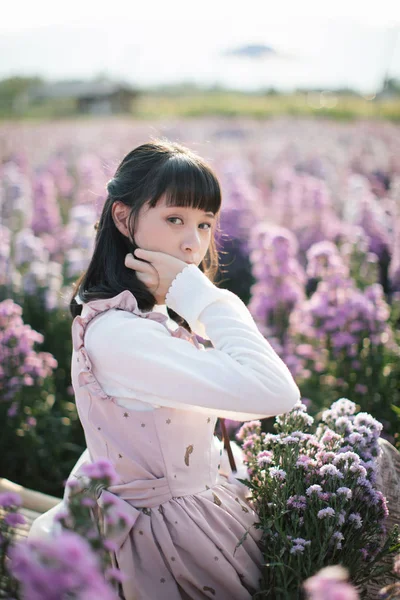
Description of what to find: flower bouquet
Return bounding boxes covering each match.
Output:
[235,398,400,599]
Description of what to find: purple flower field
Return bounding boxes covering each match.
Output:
[0,117,399,497]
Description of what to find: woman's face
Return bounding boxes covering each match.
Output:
[133,194,216,267]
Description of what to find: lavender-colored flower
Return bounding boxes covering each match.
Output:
[256,450,274,467]
[293,537,311,547]
[319,464,344,479]
[316,450,337,465]
[269,467,287,481]
[336,487,353,500]
[348,432,364,446]
[278,434,300,445]
[303,565,359,600]
[0,298,57,404]
[287,495,307,510]
[327,399,357,418]
[14,228,49,266]
[248,224,306,341]
[4,512,26,526]
[318,492,334,502]
[0,492,22,508]
[306,485,322,496]
[356,477,374,492]
[81,458,119,485]
[9,531,118,600]
[296,455,314,469]
[80,497,97,508]
[31,172,62,236]
[348,513,363,528]
[105,566,128,584]
[331,531,344,549]
[320,429,342,446]
[333,451,360,467]
[317,507,336,519]
[375,491,389,519]
[349,464,367,478]
[354,413,383,436]
[306,240,349,279]
[236,420,262,441]
[290,544,306,555]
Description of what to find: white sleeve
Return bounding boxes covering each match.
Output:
[85,265,300,421]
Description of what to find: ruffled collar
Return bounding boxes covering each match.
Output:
[80,290,170,326]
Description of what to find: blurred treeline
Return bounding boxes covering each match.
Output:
[1,76,400,121]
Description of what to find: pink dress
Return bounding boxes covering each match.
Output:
[71,292,264,600]
[69,265,300,599]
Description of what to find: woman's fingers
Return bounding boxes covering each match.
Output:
[125,253,153,272]
[125,249,188,304]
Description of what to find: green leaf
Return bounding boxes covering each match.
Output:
[235,477,256,489]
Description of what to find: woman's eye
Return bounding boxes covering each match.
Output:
[167,218,212,230]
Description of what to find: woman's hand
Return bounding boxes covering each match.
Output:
[125,249,190,304]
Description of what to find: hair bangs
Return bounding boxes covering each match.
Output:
[149,154,221,215]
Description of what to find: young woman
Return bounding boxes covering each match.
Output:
[30,139,300,599]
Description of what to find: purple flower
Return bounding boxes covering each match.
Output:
[333,451,360,468]
[317,492,333,502]
[348,432,364,445]
[349,464,367,478]
[353,413,382,436]
[348,513,363,528]
[320,429,341,445]
[375,491,389,519]
[256,450,274,467]
[268,467,287,481]
[306,484,322,496]
[303,565,359,599]
[0,492,22,508]
[354,383,368,395]
[235,420,262,441]
[4,512,26,527]
[287,495,307,510]
[293,537,311,546]
[319,464,344,479]
[317,507,335,519]
[336,487,352,500]
[9,530,118,600]
[290,544,306,555]
[296,455,314,469]
[331,532,345,550]
[105,566,127,583]
[80,497,96,508]
[0,298,57,404]
[81,458,119,485]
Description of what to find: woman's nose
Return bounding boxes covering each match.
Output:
[181,229,201,253]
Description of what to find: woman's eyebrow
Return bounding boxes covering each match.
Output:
[166,206,215,218]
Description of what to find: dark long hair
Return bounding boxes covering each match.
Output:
[69,139,222,331]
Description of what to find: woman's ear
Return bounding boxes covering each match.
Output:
[112,201,131,238]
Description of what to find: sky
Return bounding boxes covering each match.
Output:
[1,0,400,93]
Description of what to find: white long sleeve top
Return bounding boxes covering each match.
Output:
[82,264,300,421]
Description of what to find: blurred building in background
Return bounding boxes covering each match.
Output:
[22,79,139,115]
